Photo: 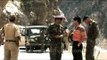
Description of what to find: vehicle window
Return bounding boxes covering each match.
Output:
[30,29,40,34]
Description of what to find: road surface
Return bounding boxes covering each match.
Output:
[0,45,107,60]
[0,45,73,60]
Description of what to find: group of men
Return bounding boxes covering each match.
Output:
[0,14,99,60]
[48,15,99,60]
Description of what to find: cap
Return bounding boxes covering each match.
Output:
[53,15,65,19]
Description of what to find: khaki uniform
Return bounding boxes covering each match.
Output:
[3,22,21,60]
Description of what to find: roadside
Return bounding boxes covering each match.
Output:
[95,46,107,60]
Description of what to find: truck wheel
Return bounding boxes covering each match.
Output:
[45,46,48,50]
[26,47,29,52]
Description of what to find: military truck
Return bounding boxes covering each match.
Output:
[23,25,50,53]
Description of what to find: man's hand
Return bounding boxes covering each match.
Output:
[15,36,21,47]
[78,42,82,47]
[0,41,4,46]
[59,34,63,38]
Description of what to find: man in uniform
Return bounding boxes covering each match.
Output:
[82,16,99,60]
[1,15,21,60]
[47,15,64,60]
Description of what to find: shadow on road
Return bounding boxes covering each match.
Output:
[19,49,49,53]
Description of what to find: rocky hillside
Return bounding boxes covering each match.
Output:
[0,0,65,26]
[0,0,107,49]
[0,0,8,27]
[60,0,107,38]
[1,0,107,37]
[60,0,107,49]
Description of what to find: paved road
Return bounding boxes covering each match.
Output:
[0,45,73,60]
[0,45,107,60]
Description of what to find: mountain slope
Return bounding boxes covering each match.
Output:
[60,0,107,38]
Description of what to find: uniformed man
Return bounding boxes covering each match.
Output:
[82,16,99,60]
[72,16,87,60]
[1,15,21,60]
[47,15,64,60]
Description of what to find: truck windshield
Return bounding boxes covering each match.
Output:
[31,29,40,34]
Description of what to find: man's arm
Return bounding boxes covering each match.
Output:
[15,26,21,46]
[92,22,99,39]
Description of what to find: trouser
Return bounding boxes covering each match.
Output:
[86,39,95,60]
[50,43,62,60]
[63,37,69,50]
[72,41,83,60]
[4,42,19,60]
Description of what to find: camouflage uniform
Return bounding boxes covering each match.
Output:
[48,23,64,60]
[86,22,99,60]
[1,22,21,60]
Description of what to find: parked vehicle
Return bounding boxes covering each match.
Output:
[23,25,50,53]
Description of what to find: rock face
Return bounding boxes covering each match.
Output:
[0,0,107,49]
[0,0,64,26]
[0,0,8,27]
[21,0,48,25]
[0,0,8,16]
[1,0,107,39]
[21,0,64,25]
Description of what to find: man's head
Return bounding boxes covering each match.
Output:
[83,16,92,24]
[54,15,64,24]
[9,15,16,22]
[73,16,81,26]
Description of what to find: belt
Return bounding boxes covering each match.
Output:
[6,40,16,42]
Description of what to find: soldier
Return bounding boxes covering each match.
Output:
[47,15,64,60]
[72,16,87,60]
[1,15,21,60]
[82,16,99,60]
